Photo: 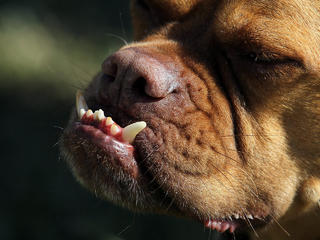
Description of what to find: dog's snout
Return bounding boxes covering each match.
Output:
[99,47,180,105]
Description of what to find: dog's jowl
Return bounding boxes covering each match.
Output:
[60,0,320,239]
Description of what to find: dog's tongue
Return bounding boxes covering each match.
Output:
[75,91,146,144]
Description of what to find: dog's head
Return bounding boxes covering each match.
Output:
[61,0,320,235]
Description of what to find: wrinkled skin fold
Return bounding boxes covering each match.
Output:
[61,0,320,239]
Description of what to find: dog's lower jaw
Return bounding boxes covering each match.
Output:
[255,209,320,240]
[253,177,320,240]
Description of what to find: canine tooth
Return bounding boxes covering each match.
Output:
[76,90,88,119]
[106,117,114,126]
[234,214,239,219]
[80,109,86,119]
[122,121,147,143]
[110,124,121,136]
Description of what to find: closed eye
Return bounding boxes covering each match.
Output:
[242,51,301,67]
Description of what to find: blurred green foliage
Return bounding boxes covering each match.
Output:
[0,0,131,94]
[0,1,227,239]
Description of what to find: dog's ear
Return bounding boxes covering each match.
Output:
[130,0,198,40]
[130,0,153,40]
[299,177,320,211]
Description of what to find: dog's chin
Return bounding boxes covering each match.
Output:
[61,109,176,212]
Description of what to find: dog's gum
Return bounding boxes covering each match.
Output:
[80,109,146,144]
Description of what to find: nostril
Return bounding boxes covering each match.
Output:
[132,77,149,97]
[100,49,181,101]
[102,59,118,80]
[101,73,115,82]
[171,89,179,94]
[109,64,118,78]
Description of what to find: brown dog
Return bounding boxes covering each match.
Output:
[61,0,320,239]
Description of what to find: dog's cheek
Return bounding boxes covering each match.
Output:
[225,60,320,215]
[282,76,320,166]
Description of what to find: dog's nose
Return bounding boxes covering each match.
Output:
[99,47,180,105]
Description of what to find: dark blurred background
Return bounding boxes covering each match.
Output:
[0,1,225,239]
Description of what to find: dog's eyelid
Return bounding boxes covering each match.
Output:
[238,50,302,68]
[226,37,303,65]
[245,51,281,63]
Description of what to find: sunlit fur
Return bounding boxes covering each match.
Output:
[62,0,320,239]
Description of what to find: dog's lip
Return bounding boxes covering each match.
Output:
[204,214,269,233]
[72,122,140,178]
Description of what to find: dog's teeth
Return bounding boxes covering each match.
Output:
[93,110,99,120]
[76,91,88,119]
[110,124,121,136]
[234,214,239,219]
[86,109,93,117]
[94,109,105,121]
[247,214,254,220]
[204,219,212,228]
[92,109,105,121]
[80,109,86,119]
[211,221,218,229]
[122,121,147,143]
[215,221,222,232]
[221,222,230,232]
[106,117,114,126]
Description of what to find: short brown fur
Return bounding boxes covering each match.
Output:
[61,0,320,239]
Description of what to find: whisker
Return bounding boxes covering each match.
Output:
[220,134,281,138]
[117,222,133,236]
[164,195,177,213]
[52,139,61,148]
[138,144,215,216]
[242,210,259,238]
[159,189,170,207]
[119,11,128,42]
[93,167,99,198]
[52,125,64,131]
[207,148,260,199]
[105,33,128,46]
[269,214,290,237]
[232,232,236,240]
